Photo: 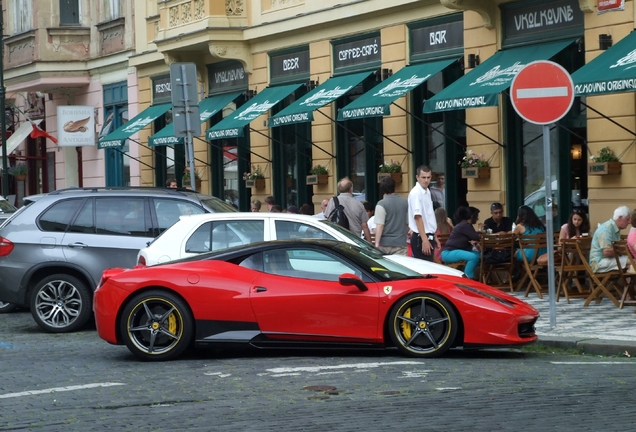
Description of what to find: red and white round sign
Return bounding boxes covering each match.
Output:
[510,60,574,125]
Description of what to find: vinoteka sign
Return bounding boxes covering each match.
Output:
[503,0,583,40]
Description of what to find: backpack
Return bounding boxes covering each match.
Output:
[328,196,350,230]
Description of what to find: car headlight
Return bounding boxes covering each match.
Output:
[456,284,515,308]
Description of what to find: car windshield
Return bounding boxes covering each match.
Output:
[0,200,16,213]
[319,220,383,254]
[199,196,239,213]
[333,242,422,281]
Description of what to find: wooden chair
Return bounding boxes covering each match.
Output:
[579,240,622,307]
[437,233,467,272]
[612,240,636,309]
[479,233,516,292]
[517,233,549,298]
[556,237,591,303]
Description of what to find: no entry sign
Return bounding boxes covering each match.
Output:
[510,60,574,125]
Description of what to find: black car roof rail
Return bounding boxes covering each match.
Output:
[47,186,190,196]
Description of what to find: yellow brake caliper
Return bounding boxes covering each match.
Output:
[168,313,177,335]
[401,307,412,339]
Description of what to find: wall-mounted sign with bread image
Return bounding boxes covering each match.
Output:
[57,105,96,147]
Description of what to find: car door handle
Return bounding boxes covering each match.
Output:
[255,286,267,293]
[68,242,88,249]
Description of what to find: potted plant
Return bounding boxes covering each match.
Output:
[182,167,202,189]
[243,165,265,188]
[459,150,490,179]
[307,165,328,185]
[8,162,27,181]
[377,159,402,184]
[588,146,621,175]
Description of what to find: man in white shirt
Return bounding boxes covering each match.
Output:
[408,165,438,262]
[313,199,329,219]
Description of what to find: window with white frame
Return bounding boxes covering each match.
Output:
[13,0,32,33]
[103,0,121,21]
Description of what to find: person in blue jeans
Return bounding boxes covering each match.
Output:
[441,206,481,279]
[513,205,546,262]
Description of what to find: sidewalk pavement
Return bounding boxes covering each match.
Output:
[510,291,636,356]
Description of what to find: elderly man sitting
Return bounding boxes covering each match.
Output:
[589,205,631,272]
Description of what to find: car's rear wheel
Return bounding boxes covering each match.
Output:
[120,290,193,361]
[0,301,17,313]
[388,293,457,358]
[30,274,92,333]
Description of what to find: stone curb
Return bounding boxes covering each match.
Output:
[536,336,636,357]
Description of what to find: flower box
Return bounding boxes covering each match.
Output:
[246,179,265,189]
[377,172,402,184]
[588,161,621,175]
[306,174,328,185]
[461,167,490,179]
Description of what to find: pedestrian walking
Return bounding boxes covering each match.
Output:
[325,177,371,241]
[408,165,438,262]
[374,176,408,255]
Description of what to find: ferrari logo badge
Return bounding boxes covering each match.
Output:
[383,286,392,295]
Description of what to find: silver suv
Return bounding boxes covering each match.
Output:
[0,187,237,332]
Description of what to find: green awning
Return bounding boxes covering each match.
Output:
[207,83,302,140]
[148,92,242,146]
[572,31,636,96]
[269,71,373,127]
[337,60,455,121]
[423,40,574,113]
[97,103,171,149]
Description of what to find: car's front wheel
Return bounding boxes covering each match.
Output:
[388,293,457,358]
[30,274,92,333]
[120,290,193,361]
[0,301,17,313]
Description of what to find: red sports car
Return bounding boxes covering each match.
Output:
[94,239,539,361]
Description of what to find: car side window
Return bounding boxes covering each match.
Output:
[238,253,264,272]
[68,199,95,233]
[185,220,265,253]
[38,199,84,232]
[262,248,360,281]
[274,220,336,240]
[153,199,205,232]
[95,198,150,237]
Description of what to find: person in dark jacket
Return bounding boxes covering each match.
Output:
[441,206,481,279]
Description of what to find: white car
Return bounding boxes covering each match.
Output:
[137,213,465,277]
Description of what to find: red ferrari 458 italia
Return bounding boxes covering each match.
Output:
[94,239,539,361]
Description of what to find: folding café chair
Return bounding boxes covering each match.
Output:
[579,239,622,307]
[556,238,591,303]
[437,232,467,272]
[480,233,516,292]
[611,240,636,309]
[517,233,548,298]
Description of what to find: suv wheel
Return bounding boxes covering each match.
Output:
[0,301,17,313]
[30,274,92,333]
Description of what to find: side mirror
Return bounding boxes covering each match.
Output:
[339,273,368,291]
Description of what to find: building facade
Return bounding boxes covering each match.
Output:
[3,0,635,231]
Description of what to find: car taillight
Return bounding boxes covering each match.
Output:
[0,237,14,257]
[137,255,146,267]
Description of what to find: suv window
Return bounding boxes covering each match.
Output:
[185,220,264,253]
[69,199,95,233]
[38,199,84,232]
[153,198,206,232]
[95,198,151,237]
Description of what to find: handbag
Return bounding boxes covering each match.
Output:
[483,248,512,264]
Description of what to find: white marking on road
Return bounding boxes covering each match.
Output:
[267,361,422,374]
[436,387,461,391]
[270,373,302,377]
[315,371,345,376]
[551,361,636,365]
[0,382,125,399]
[204,372,232,378]
[397,370,431,379]
[516,86,568,99]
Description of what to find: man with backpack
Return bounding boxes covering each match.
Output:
[325,177,371,242]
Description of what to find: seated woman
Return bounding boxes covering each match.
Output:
[440,207,481,279]
[559,209,590,242]
[513,205,546,262]
[434,207,453,263]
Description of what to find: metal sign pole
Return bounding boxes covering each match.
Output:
[543,124,556,328]
[180,64,197,191]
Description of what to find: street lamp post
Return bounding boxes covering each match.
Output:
[0,0,8,197]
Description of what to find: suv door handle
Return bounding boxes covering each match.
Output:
[68,242,88,249]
